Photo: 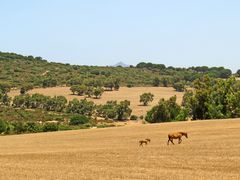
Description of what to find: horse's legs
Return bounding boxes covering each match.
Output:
[171,139,175,145]
[167,138,171,145]
[178,137,182,144]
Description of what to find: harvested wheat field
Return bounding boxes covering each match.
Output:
[0,119,240,180]
[9,87,184,116]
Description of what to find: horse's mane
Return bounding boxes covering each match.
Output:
[179,132,187,135]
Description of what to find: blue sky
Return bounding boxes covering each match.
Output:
[0,0,240,72]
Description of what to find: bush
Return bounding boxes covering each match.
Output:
[12,121,28,134]
[69,115,90,125]
[42,123,58,132]
[126,82,134,88]
[25,122,41,133]
[130,115,138,120]
[58,124,73,131]
[0,119,7,133]
[97,123,115,128]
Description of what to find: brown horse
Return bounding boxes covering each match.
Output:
[167,132,188,145]
[139,140,148,146]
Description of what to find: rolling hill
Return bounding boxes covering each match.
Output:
[0,51,232,88]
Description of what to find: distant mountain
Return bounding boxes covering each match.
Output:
[113,62,130,67]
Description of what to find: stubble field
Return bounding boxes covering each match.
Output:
[9,86,184,116]
[0,119,240,180]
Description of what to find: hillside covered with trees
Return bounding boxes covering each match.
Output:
[0,51,233,89]
[0,51,240,135]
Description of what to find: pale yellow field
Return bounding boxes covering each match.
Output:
[9,87,184,116]
[0,119,240,180]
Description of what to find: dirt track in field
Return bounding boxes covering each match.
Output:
[0,119,240,179]
[9,87,184,116]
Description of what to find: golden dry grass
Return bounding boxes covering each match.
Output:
[9,87,184,116]
[0,119,240,179]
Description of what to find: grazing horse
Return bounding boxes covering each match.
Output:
[167,132,188,145]
[145,138,151,143]
[139,140,148,146]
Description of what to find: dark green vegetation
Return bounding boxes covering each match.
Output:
[96,100,132,120]
[0,52,233,89]
[0,105,116,135]
[145,95,188,123]
[0,93,131,134]
[145,76,240,123]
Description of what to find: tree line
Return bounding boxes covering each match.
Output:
[145,76,240,123]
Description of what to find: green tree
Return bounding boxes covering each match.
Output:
[85,86,93,98]
[76,85,87,96]
[96,101,118,119]
[113,79,120,91]
[173,82,185,92]
[145,96,181,123]
[0,83,11,94]
[115,100,132,120]
[104,79,114,91]
[93,87,104,99]
[152,77,160,87]
[236,69,240,77]
[67,98,95,116]
[140,93,154,106]
[42,78,57,88]
[20,84,33,95]
[70,85,79,95]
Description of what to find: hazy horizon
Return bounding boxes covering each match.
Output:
[1,1,240,72]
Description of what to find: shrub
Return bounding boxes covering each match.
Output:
[25,122,41,133]
[42,123,58,132]
[127,83,134,88]
[130,115,138,120]
[58,124,73,131]
[69,115,90,125]
[0,119,7,133]
[12,121,28,134]
[97,123,115,128]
